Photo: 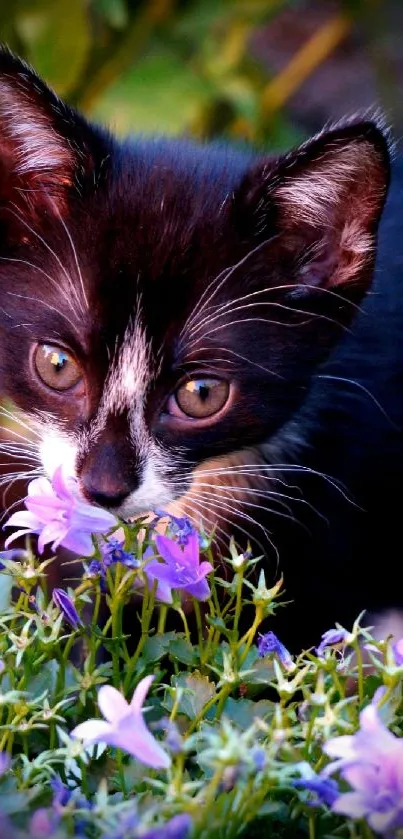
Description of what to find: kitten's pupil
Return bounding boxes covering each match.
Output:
[175,377,229,418]
[188,380,210,402]
[44,346,67,372]
[34,344,82,391]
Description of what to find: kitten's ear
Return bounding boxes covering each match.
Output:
[236,117,390,304]
[0,48,105,227]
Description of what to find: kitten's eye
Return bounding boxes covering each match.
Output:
[174,377,229,419]
[34,344,82,391]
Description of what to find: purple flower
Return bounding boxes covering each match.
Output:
[251,747,266,772]
[153,510,196,547]
[52,588,81,629]
[316,627,351,658]
[4,467,117,556]
[71,676,170,769]
[161,718,183,754]
[0,752,10,776]
[50,775,72,809]
[257,631,294,671]
[141,814,192,839]
[144,533,213,603]
[392,638,403,666]
[30,808,56,837]
[323,699,403,834]
[100,537,139,570]
[293,776,340,807]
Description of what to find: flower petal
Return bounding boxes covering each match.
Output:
[59,529,95,557]
[184,578,211,601]
[115,713,170,768]
[51,466,75,502]
[323,734,356,760]
[130,675,154,714]
[185,532,200,566]
[144,561,173,603]
[72,503,117,531]
[70,719,112,743]
[155,535,185,568]
[331,791,369,819]
[3,510,42,530]
[4,529,38,548]
[198,561,213,576]
[38,521,67,554]
[98,685,129,724]
[369,808,401,833]
[27,477,53,497]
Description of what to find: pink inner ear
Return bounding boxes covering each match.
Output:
[272,138,387,291]
[0,78,74,184]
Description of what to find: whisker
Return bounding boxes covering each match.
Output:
[179,236,279,340]
[0,256,80,326]
[5,289,78,332]
[6,205,83,317]
[316,373,400,429]
[53,204,89,312]
[188,281,362,339]
[187,488,279,564]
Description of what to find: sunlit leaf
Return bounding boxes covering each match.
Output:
[92,48,212,135]
[15,0,90,95]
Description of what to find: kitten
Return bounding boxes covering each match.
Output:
[0,49,399,649]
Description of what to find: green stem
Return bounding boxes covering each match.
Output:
[193,600,204,666]
[232,567,245,639]
[123,585,156,693]
[117,750,127,797]
[157,605,167,635]
[238,605,264,666]
[176,607,191,644]
[308,814,316,839]
[353,640,364,704]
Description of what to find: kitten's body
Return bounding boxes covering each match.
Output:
[0,50,400,649]
[270,164,403,648]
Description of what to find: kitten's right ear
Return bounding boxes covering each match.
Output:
[0,48,108,234]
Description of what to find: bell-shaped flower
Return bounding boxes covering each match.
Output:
[70,676,170,769]
[4,466,117,556]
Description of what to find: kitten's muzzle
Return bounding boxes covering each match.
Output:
[79,436,139,510]
[81,482,131,509]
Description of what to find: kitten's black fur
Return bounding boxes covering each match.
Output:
[0,49,400,649]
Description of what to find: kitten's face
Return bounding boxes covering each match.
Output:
[0,52,390,542]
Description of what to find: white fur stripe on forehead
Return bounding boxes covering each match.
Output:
[103,315,152,415]
[0,77,74,177]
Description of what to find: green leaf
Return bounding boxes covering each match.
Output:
[0,572,13,613]
[168,637,199,666]
[96,0,128,29]
[15,0,90,95]
[92,47,211,136]
[222,696,274,729]
[141,631,177,664]
[163,671,216,719]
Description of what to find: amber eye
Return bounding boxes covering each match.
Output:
[174,377,230,419]
[34,344,82,391]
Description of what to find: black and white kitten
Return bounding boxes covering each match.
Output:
[0,49,400,649]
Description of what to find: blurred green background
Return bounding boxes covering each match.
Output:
[0,0,402,153]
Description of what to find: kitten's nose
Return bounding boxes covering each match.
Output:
[81,482,131,509]
[79,439,138,509]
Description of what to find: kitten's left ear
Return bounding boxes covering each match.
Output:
[236,117,391,305]
[0,48,107,222]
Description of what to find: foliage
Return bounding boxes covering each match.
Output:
[0,512,403,838]
[0,0,380,149]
